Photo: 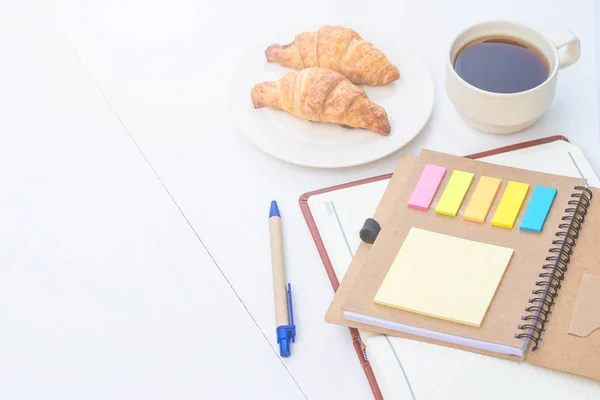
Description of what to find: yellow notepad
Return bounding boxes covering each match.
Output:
[374,227,514,327]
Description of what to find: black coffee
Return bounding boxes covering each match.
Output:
[454,36,550,93]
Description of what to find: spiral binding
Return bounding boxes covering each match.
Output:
[515,186,593,351]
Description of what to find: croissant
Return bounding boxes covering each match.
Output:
[251,67,391,135]
[265,26,400,86]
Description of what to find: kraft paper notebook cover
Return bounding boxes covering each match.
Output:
[299,136,600,399]
[325,148,600,381]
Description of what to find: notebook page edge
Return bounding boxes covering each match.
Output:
[344,311,525,357]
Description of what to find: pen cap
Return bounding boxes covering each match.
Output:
[269,200,280,218]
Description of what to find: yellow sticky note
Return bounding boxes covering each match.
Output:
[492,181,530,228]
[374,228,514,327]
[464,177,502,223]
[435,170,474,216]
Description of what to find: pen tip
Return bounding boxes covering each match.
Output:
[279,338,291,357]
[269,200,280,218]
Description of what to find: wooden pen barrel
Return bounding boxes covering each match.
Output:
[269,216,289,326]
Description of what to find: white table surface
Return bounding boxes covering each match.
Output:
[2,0,599,398]
[0,3,302,399]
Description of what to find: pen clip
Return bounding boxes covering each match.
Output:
[287,283,296,342]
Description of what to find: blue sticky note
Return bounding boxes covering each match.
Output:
[520,186,557,232]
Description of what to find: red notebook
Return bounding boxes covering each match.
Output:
[299,136,570,399]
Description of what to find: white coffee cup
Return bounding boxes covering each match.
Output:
[445,21,580,134]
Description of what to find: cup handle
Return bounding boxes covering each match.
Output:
[553,30,580,69]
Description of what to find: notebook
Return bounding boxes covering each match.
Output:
[300,136,600,399]
[326,147,600,378]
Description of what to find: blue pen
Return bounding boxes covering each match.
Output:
[268,200,296,357]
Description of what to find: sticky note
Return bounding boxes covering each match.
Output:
[492,181,530,228]
[464,177,502,223]
[408,164,446,210]
[374,227,514,327]
[435,170,474,216]
[520,186,557,232]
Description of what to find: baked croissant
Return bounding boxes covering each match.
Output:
[251,67,391,135]
[265,25,400,86]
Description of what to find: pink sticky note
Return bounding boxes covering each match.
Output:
[408,164,447,210]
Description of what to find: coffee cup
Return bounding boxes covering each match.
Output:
[446,21,580,134]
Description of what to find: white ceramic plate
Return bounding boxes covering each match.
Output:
[229,38,434,168]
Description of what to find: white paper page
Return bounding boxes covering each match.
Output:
[480,140,600,187]
[367,336,600,400]
[308,180,389,280]
[308,140,600,399]
[365,336,416,400]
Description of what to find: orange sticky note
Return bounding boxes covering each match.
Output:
[464,177,502,223]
